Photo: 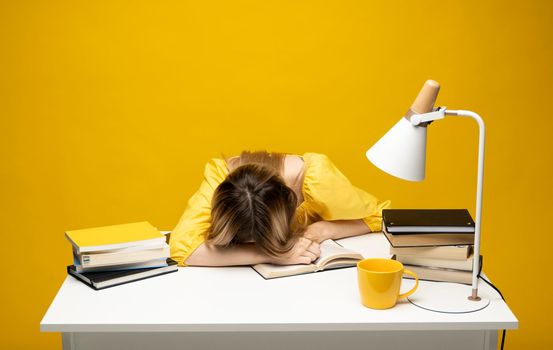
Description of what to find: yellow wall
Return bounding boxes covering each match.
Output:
[1,0,551,348]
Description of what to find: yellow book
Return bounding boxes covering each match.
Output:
[65,222,165,254]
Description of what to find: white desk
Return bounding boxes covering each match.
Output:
[41,234,518,350]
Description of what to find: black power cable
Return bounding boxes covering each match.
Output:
[407,254,507,349]
[478,274,506,350]
[477,255,507,349]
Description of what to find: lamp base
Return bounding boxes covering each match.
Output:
[407,282,490,313]
[467,287,482,301]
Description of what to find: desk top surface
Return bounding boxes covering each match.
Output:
[40,233,518,332]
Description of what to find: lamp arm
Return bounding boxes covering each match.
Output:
[445,109,485,301]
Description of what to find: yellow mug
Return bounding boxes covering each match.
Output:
[357,258,419,309]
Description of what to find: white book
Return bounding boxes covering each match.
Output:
[73,257,169,273]
[390,245,472,260]
[252,240,363,279]
[76,243,170,267]
[396,253,474,271]
[402,264,473,285]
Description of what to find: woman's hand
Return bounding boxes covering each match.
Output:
[269,237,321,265]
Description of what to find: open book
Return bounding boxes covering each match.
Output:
[252,240,363,279]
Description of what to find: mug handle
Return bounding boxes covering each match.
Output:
[398,269,419,299]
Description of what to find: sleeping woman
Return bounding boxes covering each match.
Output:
[169,151,390,267]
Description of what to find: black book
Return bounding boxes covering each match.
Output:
[383,209,475,234]
[67,258,178,290]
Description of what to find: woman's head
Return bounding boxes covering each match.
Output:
[206,151,302,257]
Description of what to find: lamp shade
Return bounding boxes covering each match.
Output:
[366,117,427,181]
[366,80,440,182]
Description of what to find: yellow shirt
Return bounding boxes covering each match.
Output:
[169,153,391,266]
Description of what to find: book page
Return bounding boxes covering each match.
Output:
[320,258,363,271]
[314,240,363,269]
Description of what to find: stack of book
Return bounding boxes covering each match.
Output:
[383,209,479,284]
[65,221,177,290]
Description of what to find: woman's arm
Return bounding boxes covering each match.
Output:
[185,243,269,266]
[304,219,371,243]
[185,238,321,266]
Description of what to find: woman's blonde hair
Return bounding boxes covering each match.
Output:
[206,151,304,257]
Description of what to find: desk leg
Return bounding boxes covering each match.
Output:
[61,332,75,350]
[484,330,498,350]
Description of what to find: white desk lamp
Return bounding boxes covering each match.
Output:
[367,80,489,312]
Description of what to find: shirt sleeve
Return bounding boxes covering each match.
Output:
[169,158,228,266]
[302,153,391,232]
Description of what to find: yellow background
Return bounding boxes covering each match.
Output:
[1,0,551,348]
